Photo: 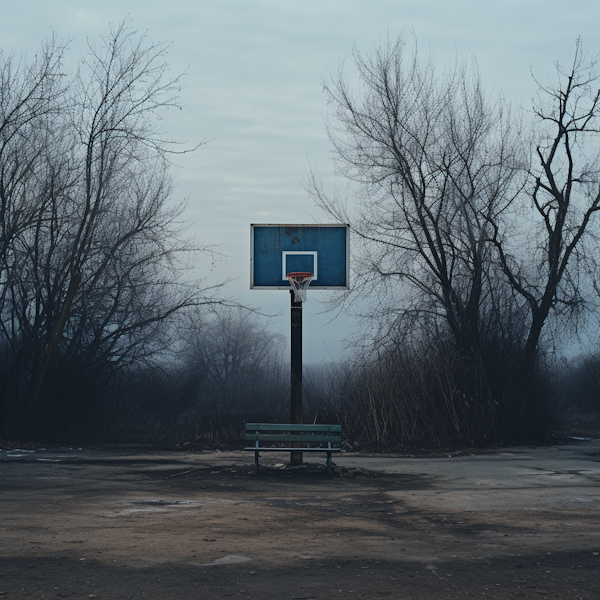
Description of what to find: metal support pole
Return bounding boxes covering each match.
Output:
[290,290,303,466]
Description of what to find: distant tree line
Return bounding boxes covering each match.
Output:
[92,307,289,446]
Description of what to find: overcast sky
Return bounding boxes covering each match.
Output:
[1,1,598,362]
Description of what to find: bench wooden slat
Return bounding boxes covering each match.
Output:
[244,447,342,452]
[245,423,341,433]
[245,433,342,443]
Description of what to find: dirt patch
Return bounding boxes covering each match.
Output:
[1,447,599,599]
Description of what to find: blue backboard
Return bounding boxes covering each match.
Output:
[250,224,349,290]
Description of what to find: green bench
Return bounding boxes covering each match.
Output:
[244,423,342,476]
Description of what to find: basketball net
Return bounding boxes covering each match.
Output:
[286,271,314,303]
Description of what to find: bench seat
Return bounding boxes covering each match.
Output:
[244,423,342,475]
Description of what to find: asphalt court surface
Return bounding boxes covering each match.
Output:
[1,439,599,599]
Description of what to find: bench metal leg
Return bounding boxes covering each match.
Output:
[254,440,260,476]
[327,452,332,477]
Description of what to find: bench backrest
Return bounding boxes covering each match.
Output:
[245,423,342,444]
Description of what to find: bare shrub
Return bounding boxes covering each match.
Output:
[302,320,563,451]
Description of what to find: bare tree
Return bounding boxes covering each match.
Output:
[0,23,219,440]
[309,35,524,357]
[0,37,66,261]
[489,40,600,379]
[181,307,288,440]
[309,36,600,442]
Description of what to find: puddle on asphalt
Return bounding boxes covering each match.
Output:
[192,554,252,567]
[103,498,248,517]
[567,497,597,503]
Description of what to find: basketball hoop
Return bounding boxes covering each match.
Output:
[287,271,314,303]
